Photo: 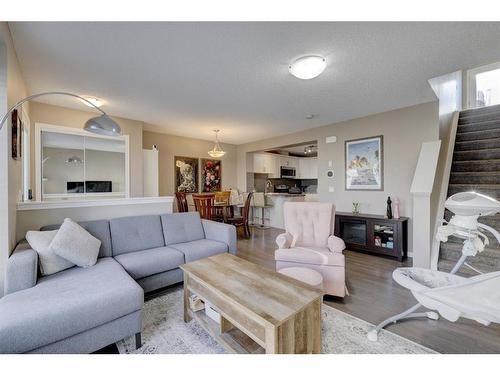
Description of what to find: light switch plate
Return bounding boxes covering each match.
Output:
[326,136,337,144]
[329,186,335,193]
[328,160,333,167]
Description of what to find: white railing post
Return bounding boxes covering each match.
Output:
[410,141,441,268]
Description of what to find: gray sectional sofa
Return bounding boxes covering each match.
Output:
[0,212,236,354]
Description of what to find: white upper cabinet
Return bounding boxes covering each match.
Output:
[253,153,279,177]
[298,157,318,179]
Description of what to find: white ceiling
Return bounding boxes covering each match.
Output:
[9,22,500,145]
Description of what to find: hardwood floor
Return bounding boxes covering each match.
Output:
[98,225,500,354]
[237,226,500,354]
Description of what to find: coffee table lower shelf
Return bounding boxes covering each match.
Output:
[187,309,264,354]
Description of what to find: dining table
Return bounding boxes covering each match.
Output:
[214,201,244,223]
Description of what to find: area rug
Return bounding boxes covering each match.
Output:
[117,286,436,354]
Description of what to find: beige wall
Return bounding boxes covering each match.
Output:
[143,131,237,196]
[0,23,29,296]
[237,101,440,253]
[29,102,144,197]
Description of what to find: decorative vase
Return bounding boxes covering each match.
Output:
[386,196,393,219]
[393,197,400,219]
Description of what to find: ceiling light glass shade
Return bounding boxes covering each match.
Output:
[84,114,122,136]
[289,55,327,80]
[208,130,226,158]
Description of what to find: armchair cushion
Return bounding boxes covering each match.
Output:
[284,202,335,248]
[327,235,346,254]
[275,247,345,267]
[276,232,293,249]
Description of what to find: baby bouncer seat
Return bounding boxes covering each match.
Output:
[367,192,500,342]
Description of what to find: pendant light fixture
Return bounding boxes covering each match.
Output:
[208,130,226,158]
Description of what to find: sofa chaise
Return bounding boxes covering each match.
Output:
[0,212,236,354]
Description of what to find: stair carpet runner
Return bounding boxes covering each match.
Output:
[439,103,500,274]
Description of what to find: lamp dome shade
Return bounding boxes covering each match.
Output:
[288,55,327,80]
[84,114,122,136]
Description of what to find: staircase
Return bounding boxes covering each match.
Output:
[439,104,500,273]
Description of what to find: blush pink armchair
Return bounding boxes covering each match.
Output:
[275,202,347,297]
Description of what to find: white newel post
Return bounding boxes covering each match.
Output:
[410,141,441,268]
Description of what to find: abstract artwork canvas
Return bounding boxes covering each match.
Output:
[11,109,22,160]
[174,156,199,193]
[201,159,221,192]
[345,135,383,190]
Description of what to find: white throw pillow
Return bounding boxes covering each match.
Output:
[49,218,101,268]
[26,230,75,276]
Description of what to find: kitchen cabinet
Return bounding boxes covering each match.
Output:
[253,153,279,177]
[298,157,318,179]
[280,156,299,169]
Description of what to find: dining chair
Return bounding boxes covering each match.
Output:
[227,192,253,238]
[214,191,232,222]
[192,194,215,220]
[175,192,189,212]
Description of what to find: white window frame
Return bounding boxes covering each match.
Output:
[34,122,130,202]
[466,61,500,109]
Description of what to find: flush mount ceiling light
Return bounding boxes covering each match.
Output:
[82,96,103,108]
[208,130,226,158]
[288,55,327,80]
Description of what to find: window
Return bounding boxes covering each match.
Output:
[35,123,129,201]
[467,62,500,109]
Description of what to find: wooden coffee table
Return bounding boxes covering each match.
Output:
[180,253,323,354]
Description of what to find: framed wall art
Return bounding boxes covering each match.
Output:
[201,158,221,192]
[345,135,383,191]
[11,109,23,160]
[174,156,199,193]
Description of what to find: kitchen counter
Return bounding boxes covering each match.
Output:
[265,192,306,196]
[253,193,306,229]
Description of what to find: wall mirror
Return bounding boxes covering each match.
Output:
[35,123,129,201]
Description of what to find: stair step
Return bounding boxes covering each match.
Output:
[453,148,500,161]
[449,171,500,184]
[455,128,500,142]
[446,236,500,253]
[457,119,500,132]
[437,259,485,276]
[454,138,500,151]
[444,210,500,226]
[447,184,500,199]
[459,104,500,118]
[451,159,500,173]
[439,242,499,272]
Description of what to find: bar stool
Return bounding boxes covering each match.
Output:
[252,192,272,229]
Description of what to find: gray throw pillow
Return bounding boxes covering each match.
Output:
[49,218,101,267]
[26,230,75,276]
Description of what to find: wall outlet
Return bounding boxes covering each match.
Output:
[329,186,335,193]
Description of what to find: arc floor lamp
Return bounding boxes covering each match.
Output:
[0,91,122,136]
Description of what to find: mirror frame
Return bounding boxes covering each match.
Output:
[34,122,130,201]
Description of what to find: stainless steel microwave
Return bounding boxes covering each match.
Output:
[280,166,296,178]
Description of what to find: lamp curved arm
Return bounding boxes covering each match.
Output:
[0,91,106,131]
